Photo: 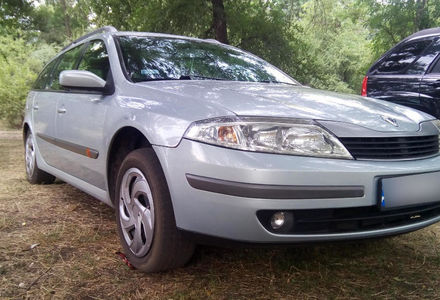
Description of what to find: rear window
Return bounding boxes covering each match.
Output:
[407,38,440,74]
[374,39,433,74]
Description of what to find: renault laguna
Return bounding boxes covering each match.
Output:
[23,26,440,272]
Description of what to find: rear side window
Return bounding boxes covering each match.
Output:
[50,45,84,90]
[407,38,440,74]
[430,59,440,74]
[33,59,57,90]
[78,40,110,80]
[375,39,433,74]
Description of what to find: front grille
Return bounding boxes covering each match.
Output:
[339,135,439,160]
[257,203,440,234]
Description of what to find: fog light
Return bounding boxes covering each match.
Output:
[271,212,285,229]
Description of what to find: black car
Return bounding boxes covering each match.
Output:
[363,27,440,118]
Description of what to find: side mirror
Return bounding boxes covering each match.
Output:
[60,70,106,90]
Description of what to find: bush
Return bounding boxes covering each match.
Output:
[0,34,58,128]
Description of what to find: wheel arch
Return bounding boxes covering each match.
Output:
[23,122,30,144]
[106,126,153,205]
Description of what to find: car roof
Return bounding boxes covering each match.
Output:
[115,31,213,42]
[62,26,224,54]
[406,27,440,41]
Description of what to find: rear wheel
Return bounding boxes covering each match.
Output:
[115,148,195,272]
[25,131,55,184]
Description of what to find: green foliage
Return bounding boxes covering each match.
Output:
[1,0,438,126]
[361,0,440,58]
[0,33,58,127]
[90,0,370,93]
[30,0,92,45]
[293,0,373,93]
[0,0,33,33]
[227,1,302,75]
[90,0,212,37]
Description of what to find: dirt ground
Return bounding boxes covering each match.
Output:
[1,127,440,299]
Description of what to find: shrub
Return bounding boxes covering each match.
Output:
[0,34,58,128]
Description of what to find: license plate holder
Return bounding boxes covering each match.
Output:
[379,171,440,210]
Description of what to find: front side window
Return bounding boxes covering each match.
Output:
[375,39,433,74]
[50,45,84,90]
[33,59,57,90]
[78,40,110,80]
[117,36,296,84]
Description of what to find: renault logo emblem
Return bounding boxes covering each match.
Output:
[381,115,398,127]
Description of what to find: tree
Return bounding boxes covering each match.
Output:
[0,33,58,127]
[211,0,228,43]
[0,0,33,33]
[291,0,373,93]
[361,0,440,57]
[90,0,213,38]
[30,0,92,45]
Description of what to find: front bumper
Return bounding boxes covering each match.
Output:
[153,139,440,243]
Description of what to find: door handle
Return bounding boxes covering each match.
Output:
[57,108,67,114]
[33,105,39,111]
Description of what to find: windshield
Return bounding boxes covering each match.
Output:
[117,35,296,84]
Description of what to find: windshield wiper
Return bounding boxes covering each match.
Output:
[179,75,226,81]
[135,77,180,82]
[136,75,226,82]
[259,80,297,86]
[137,77,296,85]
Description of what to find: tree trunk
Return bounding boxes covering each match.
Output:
[415,0,428,31]
[211,0,228,44]
[60,0,72,40]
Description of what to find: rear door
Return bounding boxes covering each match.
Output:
[54,40,111,190]
[32,59,60,167]
[367,38,435,112]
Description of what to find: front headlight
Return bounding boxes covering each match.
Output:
[184,117,353,159]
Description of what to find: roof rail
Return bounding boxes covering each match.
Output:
[204,38,222,44]
[62,26,118,51]
[406,27,440,41]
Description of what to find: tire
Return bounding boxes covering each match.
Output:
[114,148,195,272]
[24,131,56,184]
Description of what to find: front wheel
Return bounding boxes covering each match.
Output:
[25,131,55,184]
[114,148,195,272]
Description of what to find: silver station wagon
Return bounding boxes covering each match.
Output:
[24,26,440,272]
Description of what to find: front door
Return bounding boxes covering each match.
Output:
[54,40,111,190]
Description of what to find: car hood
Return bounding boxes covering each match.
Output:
[138,80,435,133]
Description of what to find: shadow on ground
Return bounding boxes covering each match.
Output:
[1,130,439,299]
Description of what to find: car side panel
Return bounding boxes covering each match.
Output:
[53,92,109,190]
[32,91,60,167]
[367,74,423,112]
[153,139,440,242]
[420,73,440,119]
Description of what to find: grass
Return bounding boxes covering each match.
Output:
[1,126,440,299]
